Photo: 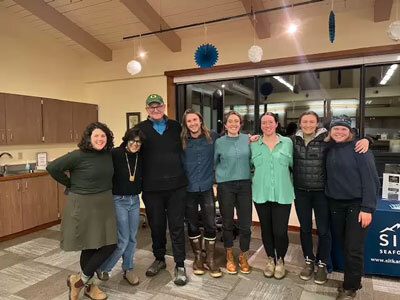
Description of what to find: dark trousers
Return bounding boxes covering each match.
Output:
[255,202,291,260]
[80,244,116,277]
[142,186,186,264]
[217,180,252,251]
[294,189,331,264]
[186,189,217,239]
[329,198,369,291]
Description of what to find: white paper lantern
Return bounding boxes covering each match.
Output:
[126,60,142,75]
[388,21,400,41]
[248,45,263,63]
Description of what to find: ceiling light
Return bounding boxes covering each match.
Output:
[287,23,298,34]
[380,64,398,85]
[126,60,142,75]
[221,84,226,88]
[273,76,293,91]
[138,50,147,58]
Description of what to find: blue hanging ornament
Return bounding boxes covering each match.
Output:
[194,43,219,68]
[329,10,335,43]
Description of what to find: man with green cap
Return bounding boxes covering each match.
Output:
[135,94,188,286]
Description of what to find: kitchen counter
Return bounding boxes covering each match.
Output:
[0,171,48,181]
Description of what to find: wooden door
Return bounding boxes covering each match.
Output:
[0,180,23,237]
[5,94,42,145]
[73,103,98,142]
[0,94,6,144]
[21,176,58,230]
[42,98,74,143]
[57,182,67,219]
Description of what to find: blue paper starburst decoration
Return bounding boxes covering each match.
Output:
[194,43,219,68]
[329,10,335,43]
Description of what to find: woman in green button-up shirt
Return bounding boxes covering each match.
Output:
[251,112,294,280]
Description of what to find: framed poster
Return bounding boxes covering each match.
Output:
[126,112,141,130]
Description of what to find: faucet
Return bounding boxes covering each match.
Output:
[0,152,13,159]
[0,152,13,176]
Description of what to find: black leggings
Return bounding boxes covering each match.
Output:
[80,244,116,277]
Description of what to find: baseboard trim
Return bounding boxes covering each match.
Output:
[0,220,61,242]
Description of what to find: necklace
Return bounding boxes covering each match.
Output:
[125,152,138,182]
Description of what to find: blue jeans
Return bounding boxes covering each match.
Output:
[100,195,140,272]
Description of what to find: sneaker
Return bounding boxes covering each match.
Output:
[95,269,109,281]
[314,261,328,285]
[336,289,356,299]
[274,258,285,279]
[146,259,166,277]
[263,256,275,278]
[124,269,139,286]
[173,266,188,286]
[299,259,314,281]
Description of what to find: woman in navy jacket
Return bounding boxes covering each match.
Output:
[324,115,379,300]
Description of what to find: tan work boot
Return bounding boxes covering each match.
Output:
[225,248,237,274]
[274,258,286,279]
[124,269,139,285]
[238,252,251,274]
[204,237,222,278]
[263,256,275,278]
[189,236,205,275]
[84,283,107,300]
[66,273,84,300]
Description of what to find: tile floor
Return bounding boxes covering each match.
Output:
[0,221,399,300]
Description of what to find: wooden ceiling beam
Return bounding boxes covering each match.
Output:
[240,0,271,39]
[374,0,394,22]
[13,0,112,61]
[121,0,181,52]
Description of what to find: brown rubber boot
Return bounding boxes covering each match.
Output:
[66,273,84,300]
[84,283,107,300]
[204,237,222,278]
[189,236,205,275]
[238,251,251,274]
[225,248,237,274]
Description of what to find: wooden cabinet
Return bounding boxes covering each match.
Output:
[0,175,58,237]
[4,94,42,145]
[73,102,98,142]
[0,92,98,146]
[21,176,58,230]
[43,99,98,143]
[0,180,23,237]
[42,98,74,143]
[0,94,6,145]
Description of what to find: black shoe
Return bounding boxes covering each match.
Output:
[146,259,166,277]
[314,261,328,285]
[336,289,356,300]
[95,269,109,281]
[299,259,314,281]
[174,266,188,286]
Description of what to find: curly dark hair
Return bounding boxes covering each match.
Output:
[78,122,114,151]
[121,127,146,147]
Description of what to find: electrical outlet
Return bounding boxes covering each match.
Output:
[18,152,23,159]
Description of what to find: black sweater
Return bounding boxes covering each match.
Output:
[325,140,380,213]
[112,147,142,195]
[135,118,187,191]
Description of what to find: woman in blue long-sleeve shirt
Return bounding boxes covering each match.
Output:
[324,115,379,300]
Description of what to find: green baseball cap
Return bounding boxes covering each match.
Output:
[146,94,164,106]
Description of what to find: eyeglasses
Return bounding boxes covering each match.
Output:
[128,140,142,145]
[147,105,164,112]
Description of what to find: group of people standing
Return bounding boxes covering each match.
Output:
[47,93,379,300]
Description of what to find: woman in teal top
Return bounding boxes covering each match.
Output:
[214,111,252,275]
[251,112,294,280]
